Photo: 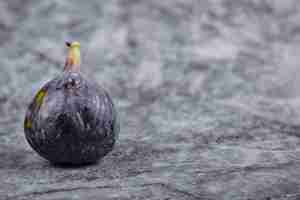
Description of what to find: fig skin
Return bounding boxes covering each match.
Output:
[24,72,119,165]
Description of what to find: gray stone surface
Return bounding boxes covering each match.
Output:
[1,0,300,199]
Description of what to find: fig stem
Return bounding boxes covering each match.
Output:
[64,41,81,72]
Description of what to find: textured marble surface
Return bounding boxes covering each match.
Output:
[2,0,300,199]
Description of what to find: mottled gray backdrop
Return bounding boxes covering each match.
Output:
[1,0,300,200]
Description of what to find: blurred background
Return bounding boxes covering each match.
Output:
[2,0,300,199]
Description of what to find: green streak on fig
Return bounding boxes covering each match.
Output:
[24,41,120,165]
[25,118,32,129]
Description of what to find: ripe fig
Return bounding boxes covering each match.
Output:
[24,41,119,165]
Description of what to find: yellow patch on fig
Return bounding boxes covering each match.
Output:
[35,89,47,106]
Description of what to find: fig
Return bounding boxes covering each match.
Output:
[24,41,119,165]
